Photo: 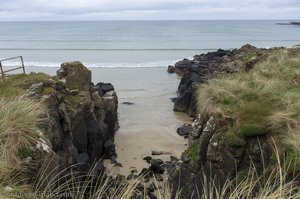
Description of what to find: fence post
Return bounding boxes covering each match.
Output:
[20,56,25,74]
[0,61,3,78]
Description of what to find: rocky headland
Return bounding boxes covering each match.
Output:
[0,62,119,188]
[167,44,300,198]
[168,44,267,117]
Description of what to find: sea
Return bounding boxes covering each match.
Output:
[0,20,299,68]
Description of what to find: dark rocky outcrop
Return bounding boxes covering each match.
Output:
[169,116,273,198]
[168,46,277,198]
[32,61,118,176]
[169,44,265,117]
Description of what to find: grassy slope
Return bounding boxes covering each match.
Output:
[0,74,49,198]
[196,47,300,152]
[0,73,50,97]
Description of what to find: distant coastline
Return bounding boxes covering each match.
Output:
[276,21,300,26]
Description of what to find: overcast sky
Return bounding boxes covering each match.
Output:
[0,0,300,21]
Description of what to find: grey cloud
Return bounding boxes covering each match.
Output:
[0,0,299,20]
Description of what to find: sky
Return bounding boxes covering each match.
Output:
[0,0,300,21]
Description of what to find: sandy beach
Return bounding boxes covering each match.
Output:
[113,112,190,175]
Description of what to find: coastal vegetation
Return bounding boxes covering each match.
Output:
[0,95,44,198]
[0,73,50,97]
[196,47,300,154]
[1,47,300,198]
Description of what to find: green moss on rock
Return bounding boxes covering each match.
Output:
[225,129,247,147]
[65,95,81,107]
[240,123,266,136]
[186,142,199,161]
[42,86,55,95]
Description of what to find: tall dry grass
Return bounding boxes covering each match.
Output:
[0,95,43,185]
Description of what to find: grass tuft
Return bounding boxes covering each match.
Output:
[0,95,43,180]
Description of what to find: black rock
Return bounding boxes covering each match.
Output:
[127,173,138,180]
[111,155,117,164]
[170,156,179,162]
[171,97,178,103]
[176,124,192,136]
[144,175,150,183]
[76,153,90,172]
[136,183,145,192]
[167,65,175,73]
[148,192,157,199]
[131,169,138,174]
[115,162,123,167]
[94,82,114,95]
[150,159,165,174]
[122,102,135,105]
[147,183,156,192]
[105,140,116,159]
[143,156,152,163]
[139,168,150,176]
[151,150,171,155]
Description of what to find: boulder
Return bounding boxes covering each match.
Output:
[122,102,135,105]
[149,159,164,174]
[93,82,115,96]
[167,65,175,73]
[177,124,192,136]
[143,156,152,163]
[27,82,43,96]
[151,150,171,156]
[57,61,92,91]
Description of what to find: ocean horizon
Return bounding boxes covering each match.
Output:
[1,20,300,68]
